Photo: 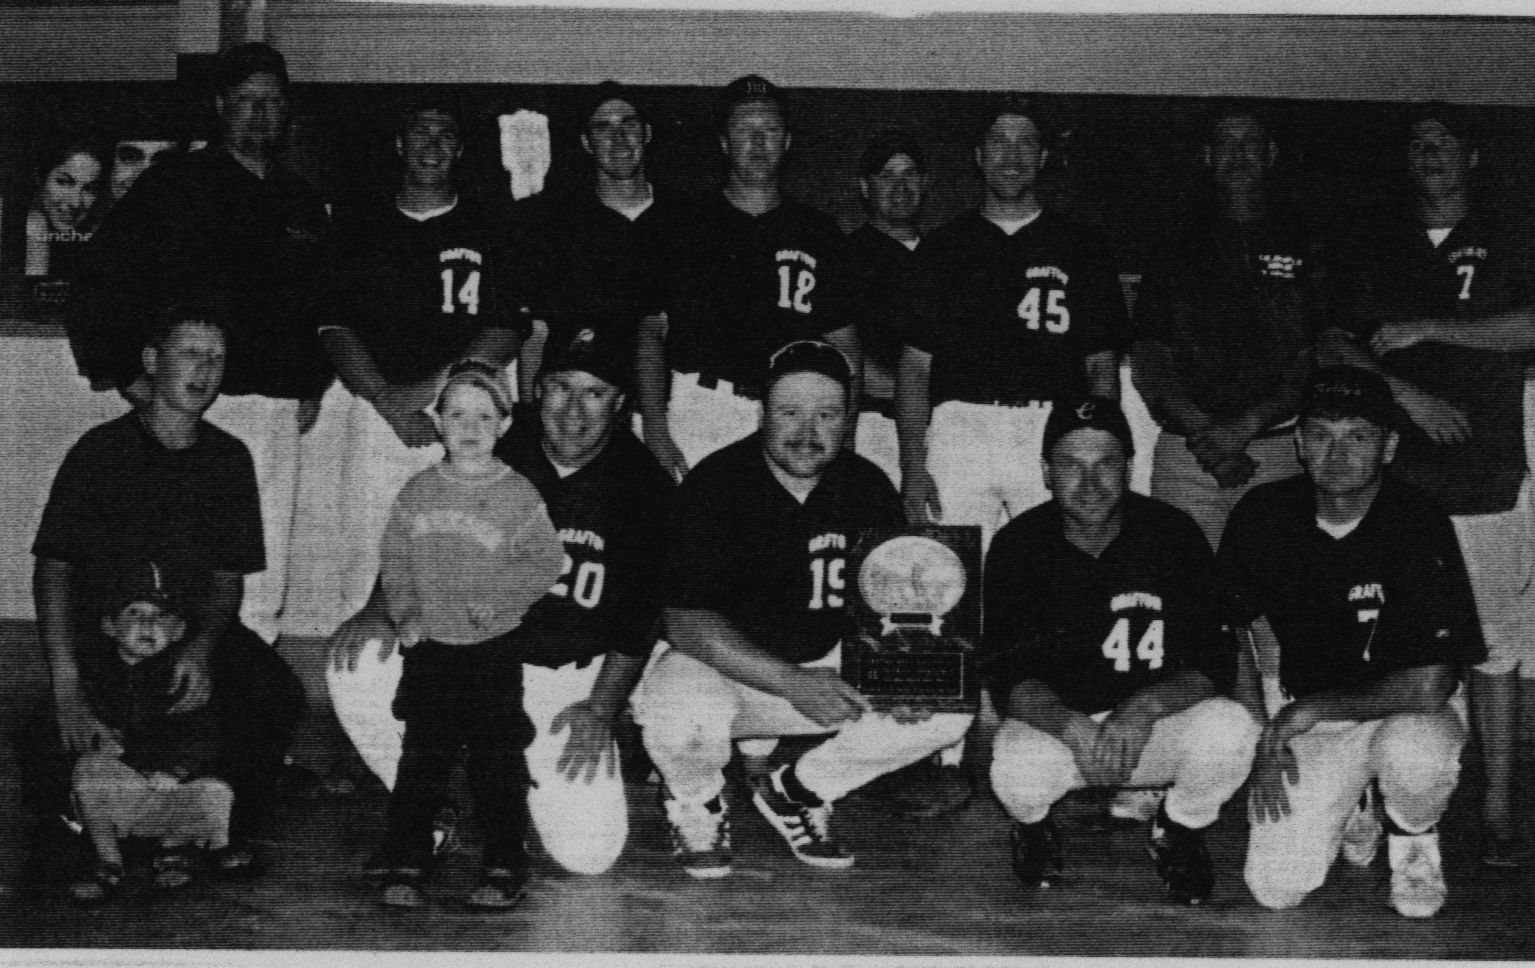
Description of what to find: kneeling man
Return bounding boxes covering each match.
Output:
[634,340,972,878]
[1222,365,1484,918]
[985,397,1257,905]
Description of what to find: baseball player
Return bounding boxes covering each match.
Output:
[105,121,183,208]
[1323,102,1535,866]
[984,396,1255,905]
[632,340,971,878]
[636,74,861,479]
[519,81,685,402]
[898,96,1129,548]
[317,99,527,623]
[328,328,672,878]
[1132,105,1325,549]
[1221,365,1485,918]
[69,42,334,644]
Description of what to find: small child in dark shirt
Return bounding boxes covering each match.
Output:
[68,560,232,904]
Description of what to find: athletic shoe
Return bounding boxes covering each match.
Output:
[1147,805,1213,905]
[1109,787,1165,823]
[1341,786,1382,867]
[1009,818,1063,889]
[867,759,976,820]
[431,802,461,855]
[663,793,733,879]
[752,765,855,869]
[1482,831,1535,868]
[1388,830,1447,919]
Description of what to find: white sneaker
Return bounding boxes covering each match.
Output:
[1388,831,1447,919]
[1109,788,1166,823]
[1341,787,1382,867]
[664,794,733,879]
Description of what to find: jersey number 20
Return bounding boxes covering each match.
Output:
[1101,618,1164,672]
[553,555,604,609]
[778,265,816,314]
[441,268,482,315]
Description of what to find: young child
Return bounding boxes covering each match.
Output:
[68,560,232,904]
[376,360,564,910]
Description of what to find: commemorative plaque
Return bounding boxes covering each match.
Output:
[843,525,982,711]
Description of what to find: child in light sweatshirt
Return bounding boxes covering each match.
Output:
[376,361,563,911]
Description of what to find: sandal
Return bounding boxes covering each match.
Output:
[381,867,427,909]
[464,866,528,910]
[152,849,195,891]
[69,862,124,906]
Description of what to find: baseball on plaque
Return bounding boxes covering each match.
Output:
[843,525,982,711]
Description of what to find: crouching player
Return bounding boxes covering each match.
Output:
[984,396,1258,905]
[1221,366,1485,918]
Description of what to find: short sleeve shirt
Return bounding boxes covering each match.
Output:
[908,210,1129,406]
[667,194,848,390]
[982,494,1233,714]
[1219,474,1486,700]
[837,223,922,373]
[666,434,904,664]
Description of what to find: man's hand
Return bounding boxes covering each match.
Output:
[168,651,213,714]
[1370,320,1438,357]
[1059,713,1109,786]
[550,699,618,784]
[1397,386,1472,446]
[884,703,936,725]
[398,617,427,649]
[296,396,323,435]
[1247,705,1314,825]
[329,606,399,673]
[1207,452,1258,490]
[643,426,688,482]
[902,466,943,527]
[1093,705,1156,786]
[375,388,438,448]
[784,667,870,729]
[55,690,123,757]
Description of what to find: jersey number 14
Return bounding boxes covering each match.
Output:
[441,268,482,315]
[1102,618,1164,672]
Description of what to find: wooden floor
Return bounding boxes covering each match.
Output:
[1,623,1532,958]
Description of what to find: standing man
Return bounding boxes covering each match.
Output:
[319,100,528,622]
[70,42,334,644]
[328,328,672,877]
[898,97,1128,546]
[1132,106,1325,549]
[985,396,1255,905]
[1222,366,1485,918]
[1325,103,1535,866]
[634,340,971,878]
[34,307,307,873]
[637,75,860,479]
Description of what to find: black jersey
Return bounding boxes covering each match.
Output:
[493,420,674,667]
[1332,208,1534,514]
[1219,474,1485,701]
[837,223,921,377]
[329,199,529,385]
[667,434,903,664]
[70,148,333,398]
[668,194,847,391]
[520,188,684,351]
[982,493,1233,715]
[908,210,1128,406]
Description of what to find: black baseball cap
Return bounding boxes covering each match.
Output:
[1406,101,1479,149]
[860,133,926,179]
[720,74,787,126]
[87,559,188,620]
[765,339,852,391]
[215,42,289,93]
[1300,365,1396,430]
[540,327,631,394]
[1042,395,1134,459]
[396,98,463,138]
[974,94,1049,145]
[583,80,647,128]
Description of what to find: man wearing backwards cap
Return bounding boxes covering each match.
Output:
[897,95,1129,549]
[1325,101,1535,868]
[636,74,861,481]
[1220,365,1485,918]
[983,393,1253,906]
[329,327,673,877]
[634,339,969,878]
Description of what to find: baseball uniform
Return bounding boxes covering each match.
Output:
[838,222,919,487]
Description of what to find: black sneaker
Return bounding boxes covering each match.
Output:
[1009,818,1064,889]
[752,765,855,869]
[1147,805,1213,905]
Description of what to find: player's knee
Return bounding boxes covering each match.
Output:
[1188,697,1261,764]
[70,752,120,800]
[1377,713,1463,786]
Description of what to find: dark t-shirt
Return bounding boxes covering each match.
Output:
[837,223,922,376]
[1219,474,1486,700]
[982,494,1233,714]
[78,643,220,777]
[668,194,847,390]
[1133,215,1324,424]
[329,199,530,385]
[34,414,266,596]
[494,419,674,666]
[1331,208,1533,514]
[69,148,333,398]
[667,434,904,664]
[908,210,1129,406]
